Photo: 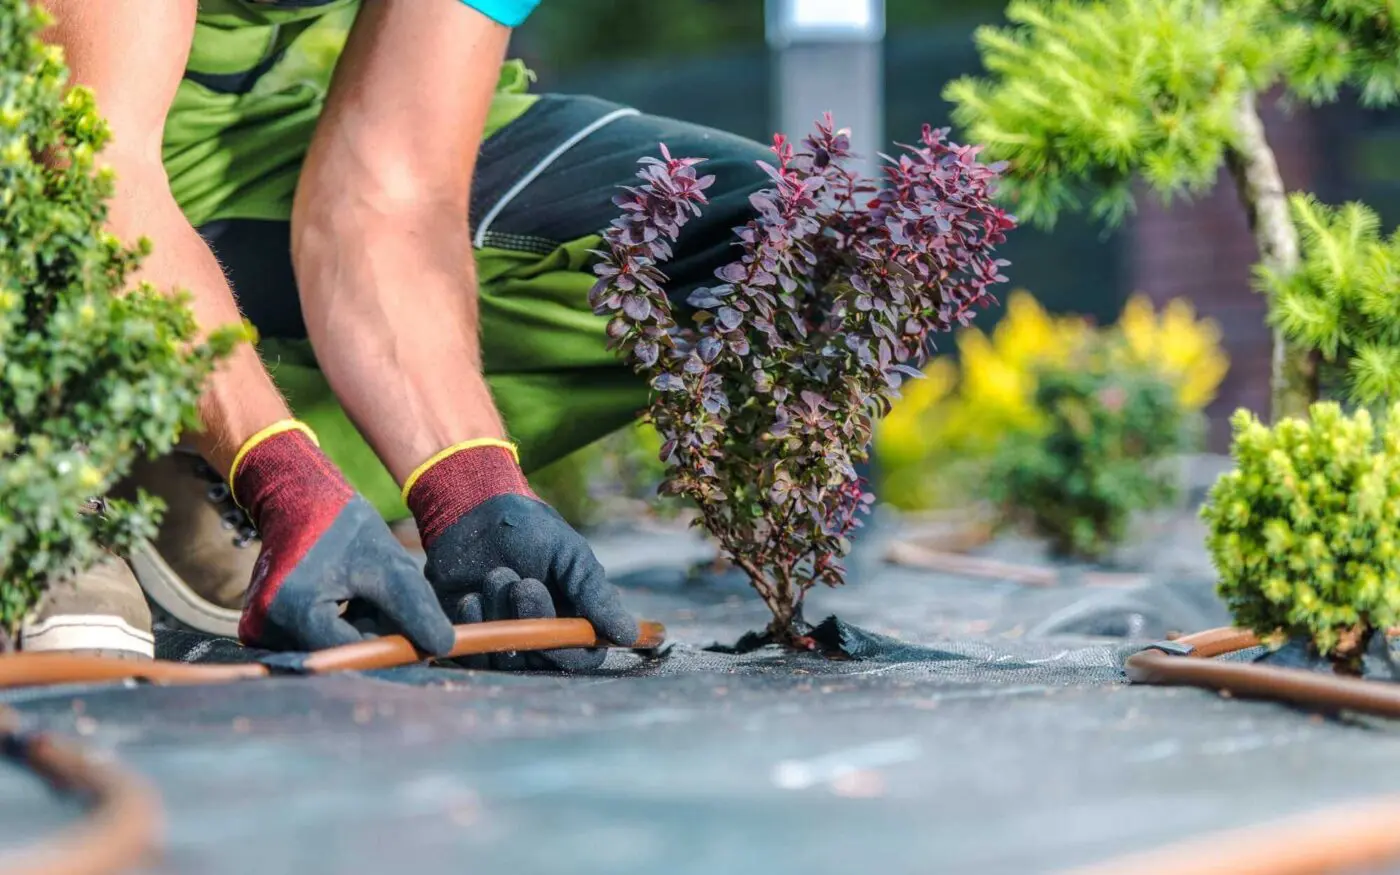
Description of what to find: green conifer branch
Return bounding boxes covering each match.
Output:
[947,0,1400,419]
[1258,193,1400,409]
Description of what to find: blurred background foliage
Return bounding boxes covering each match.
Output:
[875,292,1228,513]
[984,351,1196,561]
[516,0,1007,70]
[510,0,1127,526]
[276,1,1400,530]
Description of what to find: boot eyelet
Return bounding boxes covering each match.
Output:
[206,483,231,503]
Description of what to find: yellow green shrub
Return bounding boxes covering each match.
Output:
[1203,403,1400,671]
[1,0,241,641]
[876,290,1227,511]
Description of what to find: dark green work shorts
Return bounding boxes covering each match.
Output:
[199,95,770,520]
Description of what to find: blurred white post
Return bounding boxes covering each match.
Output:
[765,0,886,180]
[767,0,889,547]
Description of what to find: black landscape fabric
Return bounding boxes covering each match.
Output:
[4,525,1400,875]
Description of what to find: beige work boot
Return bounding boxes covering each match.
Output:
[111,447,257,638]
[20,554,155,659]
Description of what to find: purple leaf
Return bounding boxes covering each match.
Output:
[716,262,749,283]
[687,288,726,310]
[698,336,723,363]
[717,307,743,331]
[652,373,685,392]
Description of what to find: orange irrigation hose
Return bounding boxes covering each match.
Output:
[301,618,667,673]
[1126,650,1400,718]
[0,618,667,690]
[1127,626,1400,720]
[0,706,161,875]
[883,540,1059,587]
[1169,626,1261,658]
[0,659,267,689]
[1061,795,1400,875]
[0,618,664,875]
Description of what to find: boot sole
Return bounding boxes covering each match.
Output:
[128,539,243,638]
[20,614,155,660]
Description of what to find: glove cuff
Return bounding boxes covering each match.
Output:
[228,419,319,504]
[403,440,533,548]
[229,419,351,526]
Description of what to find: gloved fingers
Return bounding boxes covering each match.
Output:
[554,548,642,648]
[482,568,529,672]
[510,577,608,673]
[480,567,521,619]
[442,591,489,671]
[290,602,371,651]
[444,590,485,625]
[364,566,456,657]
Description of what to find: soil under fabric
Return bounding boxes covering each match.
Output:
[4,522,1400,875]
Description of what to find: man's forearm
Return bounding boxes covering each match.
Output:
[285,0,513,485]
[291,200,506,484]
[39,0,291,479]
[107,165,293,476]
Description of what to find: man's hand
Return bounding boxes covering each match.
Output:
[232,422,455,655]
[406,442,640,671]
[287,1,639,669]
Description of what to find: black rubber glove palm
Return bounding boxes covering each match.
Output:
[232,427,454,656]
[423,494,640,671]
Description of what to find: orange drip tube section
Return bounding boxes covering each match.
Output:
[0,619,666,689]
[1126,627,1400,721]
[1061,795,1400,875]
[1068,627,1400,874]
[6,623,1400,875]
[0,618,664,875]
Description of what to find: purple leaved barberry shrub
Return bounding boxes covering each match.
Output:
[591,116,1016,646]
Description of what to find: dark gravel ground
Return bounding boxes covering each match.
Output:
[4,492,1399,875]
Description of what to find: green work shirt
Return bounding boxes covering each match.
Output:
[163,0,536,227]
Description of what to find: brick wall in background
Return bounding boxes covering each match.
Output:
[1130,94,1319,451]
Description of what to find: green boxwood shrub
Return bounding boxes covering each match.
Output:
[986,361,1194,561]
[0,0,240,645]
[1203,403,1400,673]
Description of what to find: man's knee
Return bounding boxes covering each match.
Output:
[589,113,772,300]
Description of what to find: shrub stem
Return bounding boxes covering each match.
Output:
[1223,89,1317,421]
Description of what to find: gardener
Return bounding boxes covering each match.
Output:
[26,0,771,667]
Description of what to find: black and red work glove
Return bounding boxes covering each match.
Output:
[403,439,640,672]
[230,420,455,655]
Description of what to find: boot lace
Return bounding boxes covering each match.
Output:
[180,449,259,548]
